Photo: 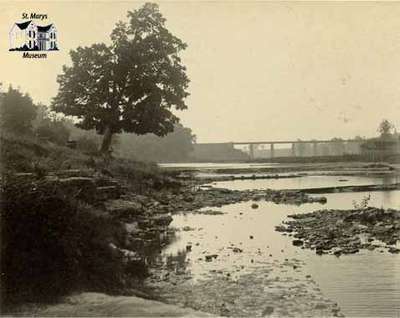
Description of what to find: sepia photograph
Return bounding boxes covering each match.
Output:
[0,1,399,317]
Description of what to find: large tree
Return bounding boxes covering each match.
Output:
[52,3,189,154]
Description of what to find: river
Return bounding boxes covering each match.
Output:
[150,163,400,317]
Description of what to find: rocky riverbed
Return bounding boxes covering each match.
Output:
[275,207,400,255]
[151,187,327,213]
[146,257,343,317]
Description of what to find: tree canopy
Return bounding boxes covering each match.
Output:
[0,86,37,135]
[52,3,190,153]
[116,124,195,162]
[378,119,394,138]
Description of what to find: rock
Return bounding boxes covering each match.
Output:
[262,306,274,316]
[182,226,195,231]
[275,225,287,232]
[333,250,342,257]
[315,303,328,310]
[104,199,143,219]
[54,169,86,178]
[316,248,324,255]
[58,177,97,202]
[251,203,259,209]
[388,246,400,254]
[151,215,173,226]
[14,172,36,181]
[205,254,218,262]
[292,239,304,246]
[195,209,225,215]
[96,185,121,201]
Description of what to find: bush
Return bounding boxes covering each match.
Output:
[35,119,70,145]
[76,135,99,154]
[0,86,37,135]
[0,133,90,173]
[0,175,132,308]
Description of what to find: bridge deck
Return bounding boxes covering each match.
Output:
[233,140,363,145]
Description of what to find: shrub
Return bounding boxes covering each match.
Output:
[35,119,70,145]
[0,86,37,135]
[76,135,99,154]
[0,175,132,308]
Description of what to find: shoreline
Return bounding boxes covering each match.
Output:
[4,162,399,317]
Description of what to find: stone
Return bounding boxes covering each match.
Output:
[262,306,274,316]
[333,250,342,257]
[96,186,121,201]
[151,215,173,226]
[232,247,243,253]
[205,254,218,262]
[388,246,400,254]
[292,239,304,246]
[104,199,143,219]
[58,177,97,202]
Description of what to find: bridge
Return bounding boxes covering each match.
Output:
[193,139,365,160]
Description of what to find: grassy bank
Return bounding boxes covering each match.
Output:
[0,133,179,310]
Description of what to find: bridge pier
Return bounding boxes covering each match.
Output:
[313,142,318,156]
[291,143,295,157]
[270,143,275,159]
[249,144,255,160]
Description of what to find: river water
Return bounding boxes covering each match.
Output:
[153,163,400,317]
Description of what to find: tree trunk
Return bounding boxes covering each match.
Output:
[100,126,113,154]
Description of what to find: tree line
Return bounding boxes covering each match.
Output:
[1,3,195,163]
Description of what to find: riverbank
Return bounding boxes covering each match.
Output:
[3,155,400,317]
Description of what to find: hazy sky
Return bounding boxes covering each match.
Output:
[1,1,400,142]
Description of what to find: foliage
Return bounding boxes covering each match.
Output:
[378,119,394,137]
[0,175,131,307]
[36,118,70,145]
[116,124,195,162]
[75,135,99,154]
[0,132,88,173]
[352,194,371,210]
[0,86,37,135]
[52,2,190,153]
[0,132,164,187]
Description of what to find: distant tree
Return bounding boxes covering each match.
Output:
[29,103,70,145]
[116,124,195,162]
[52,3,189,155]
[36,119,70,145]
[378,119,394,137]
[0,86,37,135]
